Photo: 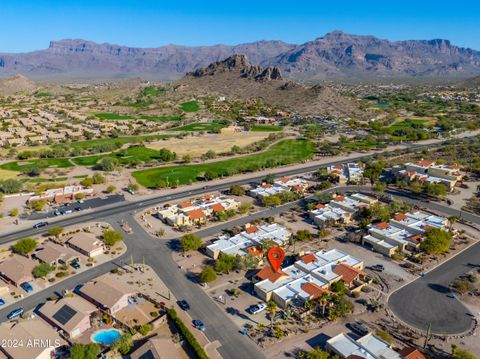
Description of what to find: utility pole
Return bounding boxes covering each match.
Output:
[423,322,431,349]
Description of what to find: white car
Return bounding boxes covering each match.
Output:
[249,303,267,315]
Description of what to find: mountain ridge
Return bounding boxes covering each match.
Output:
[1,31,479,81]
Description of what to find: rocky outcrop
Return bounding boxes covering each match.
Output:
[188,54,284,82]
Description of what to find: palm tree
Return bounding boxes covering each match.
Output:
[448,216,457,231]
[319,292,330,317]
[266,301,277,330]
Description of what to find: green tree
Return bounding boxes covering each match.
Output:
[262,195,282,207]
[424,182,447,197]
[215,254,239,274]
[182,154,192,163]
[96,157,119,171]
[200,266,217,283]
[9,208,19,217]
[330,280,346,294]
[12,238,37,255]
[80,177,93,187]
[138,323,153,335]
[295,229,313,241]
[305,347,339,359]
[266,300,278,329]
[102,230,124,246]
[230,185,246,196]
[375,330,393,344]
[420,228,453,254]
[32,263,55,278]
[127,183,139,192]
[364,162,384,185]
[70,343,100,359]
[111,334,133,355]
[264,174,275,184]
[452,345,477,359]
[180,234,203,253]
[92,173,106,184]
[106,185,116,193]
[30,199,46,211]
[0,179,23,194]
[47,227,64,237]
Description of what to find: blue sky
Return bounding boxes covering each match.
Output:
[1,0,479,52]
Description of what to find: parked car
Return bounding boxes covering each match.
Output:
[20,282,33,293]
[7,307,24,320]
[248,303,267,315]
[193,319,206,331]
[54,210,62,216]
[0,298,5,306]
[74,207,81,212]
[70,261,80,270]
[64,209,73,215]
[77,200,85,204]
[348,322,369,336]
[33,221,48,229]
[178,300,190,311]
[369,264,385,272]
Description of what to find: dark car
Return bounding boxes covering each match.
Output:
[193,319,206,331]
[7,308,24,320]
[20,282,33,293]
[348,322,369,337]
[70,261,81,270]
[33,221,49,229]
[368,264,385,272]
[178,300,190,311]
[74,207,81,212]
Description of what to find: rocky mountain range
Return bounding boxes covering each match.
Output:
[1,31,480,81]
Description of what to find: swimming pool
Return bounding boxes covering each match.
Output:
[92,329,122,345]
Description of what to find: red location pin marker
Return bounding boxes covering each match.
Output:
[267,247,285,272]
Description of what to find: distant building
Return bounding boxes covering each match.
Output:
[249,177,309,199]
[327,162,364,183]
[28,185,94,204]
[156,195,240,227]
[363,210,450,256]
[67,232,104,257]
[206,223,291,260]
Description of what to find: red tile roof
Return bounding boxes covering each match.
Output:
[211,203,225,213]
[245,245,263,257]
[301,282,326,300]
[262,183,272,189]
[186,209,206,220]
[333,195,345,201]
[245,226,258,234]
[393,213,407,221]
[277,177,290,183]
[409,234,424,243]
[376,222,390,230]
[256,266,287,282]
[178,201,192,208]
[315,203,326,209]
[333,264,365,284]
[300,253,317,264]
[417,160,433,167]
[399,347,426,359]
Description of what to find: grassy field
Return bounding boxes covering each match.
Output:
[95,113,133,120]
[132,139,315,188]
[72,146,167,166]
[0,169,19,179]
[250,125,283,132]
[180,101,200,112]
[141,86,165,96]
[170,121,226,132]
[0,158,73,172]
[138,115,182,121]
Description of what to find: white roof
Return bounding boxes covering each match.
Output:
[328,333,401,359]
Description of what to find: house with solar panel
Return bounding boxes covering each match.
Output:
[37,296,97,339]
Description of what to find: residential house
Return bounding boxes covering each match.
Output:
[363,210,450,257]
[254,249,364,307]
[249,177,309,199]
[34,242,80,266]
[399,347,426,359]
[38,296,97,339]
[327,162,364,183]
[28,185,94,204]
[326,332,401,359]
[206,223,291,259]
[131,337,183,359]
[157,195,240,227]
[67,232,104,257]
[0,319,66,359]
[0,255,36,287]
[79,276,135,315]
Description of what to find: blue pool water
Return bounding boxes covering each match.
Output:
[92,329,122,345]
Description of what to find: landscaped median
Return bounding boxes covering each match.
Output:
[167,308,210,359]
[132,139,316,188]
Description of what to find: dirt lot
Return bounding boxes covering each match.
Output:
[145,127,270,157]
